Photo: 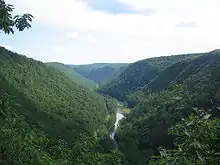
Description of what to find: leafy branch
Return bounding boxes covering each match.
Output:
[0,0,33,34]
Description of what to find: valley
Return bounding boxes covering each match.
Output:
[70,63,128,85]
[1,1,219,164]
[0,46,220,165]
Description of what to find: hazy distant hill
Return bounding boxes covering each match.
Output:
[47,62,97,90]
[99,53,202,101]
[70,63,128,85]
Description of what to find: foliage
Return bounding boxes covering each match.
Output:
[0,47,126,164]
[1,44,220,165]
[116,85,195,165]
[0,0,33,34]
[0,90,125,164]
[105,51,220,165]
[150,110,220,165]
[0,47,109,140]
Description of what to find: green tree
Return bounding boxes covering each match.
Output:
[150,109,220,165]
[0,0,33,34]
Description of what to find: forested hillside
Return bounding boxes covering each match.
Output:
[99,53,202,102]
[0,47,123,164]
[71,63,128,85]
[112,51,220,165]
[1,46,220,165]
[46,62,97,90]
[1,1,219,165]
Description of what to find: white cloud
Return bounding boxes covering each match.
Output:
[86,36,99,43]
[66,32,79,39]
[66,32,99,43]
[176,22,198,28]
[118,0,220,12]
[51,46,64,54]
[0,44,13,50]
[6,0,220,64]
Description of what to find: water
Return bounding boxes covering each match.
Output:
[110,113,125,140]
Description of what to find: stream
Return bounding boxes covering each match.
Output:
[110,112,125,140]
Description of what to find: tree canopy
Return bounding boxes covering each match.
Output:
[99,53,202,103]
[150,109,220,165]
[0,46,125,164]
[101,51,220,165]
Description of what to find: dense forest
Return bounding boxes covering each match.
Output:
[1,0,219,164]
[100,50,220,165]
[0,46,124,165]
[99,53,202,102]
[1,47,220,165]
[71,63,128,85]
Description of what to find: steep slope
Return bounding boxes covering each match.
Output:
[0,47,126,164]
[145,50,220,94]
[115,51,220,165]
[0,47,108,140]
[46,62,97,90]
[71,63,128,85]
[99,54,202,102]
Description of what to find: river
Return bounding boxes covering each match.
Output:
[110,112,125,140]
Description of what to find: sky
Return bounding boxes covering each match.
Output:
[1,0,220,64]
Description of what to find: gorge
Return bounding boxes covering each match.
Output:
[0,46,220,165]
[1,1,220,164]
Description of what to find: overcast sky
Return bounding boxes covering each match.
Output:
[1,0,220,64]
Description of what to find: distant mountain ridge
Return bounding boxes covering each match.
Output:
[69,63,128,85]
[46,62,97,90]
[99,53,202,102]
